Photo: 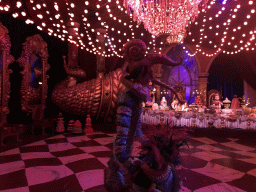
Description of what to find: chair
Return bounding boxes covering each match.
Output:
[207,89,221,107]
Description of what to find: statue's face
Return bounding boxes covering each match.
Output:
[215,94,219,100]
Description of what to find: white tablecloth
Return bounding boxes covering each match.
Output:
[142,110,256,130]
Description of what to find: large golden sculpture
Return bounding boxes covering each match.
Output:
[52,61,124,122]
[52,39,182,122]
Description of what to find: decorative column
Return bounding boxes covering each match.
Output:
[153,64,162,104]
[66,21,80,69]
[198,73,208,106]
[96,28,106,78]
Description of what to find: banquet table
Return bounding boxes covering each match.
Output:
[142,109,256,130]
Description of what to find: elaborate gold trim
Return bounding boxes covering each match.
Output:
[0,22,14,125]
[17,34,50,115]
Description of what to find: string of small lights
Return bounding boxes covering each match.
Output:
[186,0,255,57]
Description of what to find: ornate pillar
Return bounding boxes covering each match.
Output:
[198,73,208,106]
[66,21,80,69]
[153,64,162,104]
[96,28,106,78]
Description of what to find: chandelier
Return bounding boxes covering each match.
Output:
[123,0,208,44]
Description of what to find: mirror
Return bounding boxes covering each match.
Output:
[17,34,50,121]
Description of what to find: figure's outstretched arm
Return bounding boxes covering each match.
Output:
[120,73,148,102]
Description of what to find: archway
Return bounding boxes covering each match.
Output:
[160,44,199,105]
[208,53,244,102]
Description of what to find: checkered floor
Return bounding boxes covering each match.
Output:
[0,131,256,192]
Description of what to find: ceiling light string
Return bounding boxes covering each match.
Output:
[11,0,34,25]
[81,16,109,56]
[221,1,255,54]
[222,3,244,55]
[80,2,111,56]
[105,0,159,55]
[68,2,87,50]
[94,1,122,57]
[195,0,228,57]
[50,2,66,41]
[65,2,81,48]
[95,0,121,57]
[227,30,256,54]
[82,5,116,57]
[33,2,60,39]
[81,1,101,54]
[106,1,131,29]
[225,0,256,54]
[0,0,11,12]
[25,1,66,42]
[186,0,217,57]
[193,0,255,56]
[104,0,144,56]
[103,0,143,57]
[196,0,238,57]
[82,18,113,57]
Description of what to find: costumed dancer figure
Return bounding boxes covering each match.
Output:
[212,94,223,114]
[231,95,240,110]
[105,39,184,192]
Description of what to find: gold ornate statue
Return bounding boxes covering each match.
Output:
[51,40,183,122]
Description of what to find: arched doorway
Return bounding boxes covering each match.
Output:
[208,53,244,101]
[160,44,199,105]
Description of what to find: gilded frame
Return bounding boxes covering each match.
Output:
[0,22,14,126]
[17,34,50,119]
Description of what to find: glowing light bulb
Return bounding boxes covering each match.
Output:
[37,14,43,19]
[36,4,41,9]
[12,13,19,18]
[54,4,59,11]
[16,1,22,8]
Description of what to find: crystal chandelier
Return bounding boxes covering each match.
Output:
[124,0,208,44]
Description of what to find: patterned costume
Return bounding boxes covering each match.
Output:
[105,88,175,191]
[105,89,147,191]
[105,39,183,192]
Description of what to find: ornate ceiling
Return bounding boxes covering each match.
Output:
[0,0,255,58]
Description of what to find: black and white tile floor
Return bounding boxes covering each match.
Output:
[0,129,256,192]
